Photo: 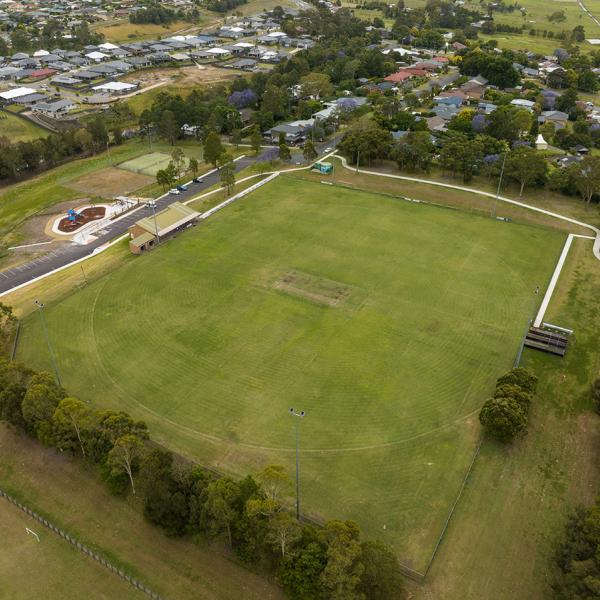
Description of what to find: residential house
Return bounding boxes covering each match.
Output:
[510,98,535,111]
[478,101,497,114]
[425,115,446,132]
[538,110,568,128]
[540,89,560,110]
[433,104,460,120]
[33,98,76,119]
[267,119,313,143]
[85,51,109,62]
[229,58,257,70]
[126,56,152,69]
[206,47,231,58]
[436,91,465,106]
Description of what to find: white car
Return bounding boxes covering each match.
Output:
[324,147,333,153]
[168,188,180,195]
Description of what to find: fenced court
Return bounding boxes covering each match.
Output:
[118,153,177,177]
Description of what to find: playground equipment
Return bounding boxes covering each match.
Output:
[67,208,83,223]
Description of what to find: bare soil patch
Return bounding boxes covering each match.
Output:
[273,270,356,307]
[124,65,241,89]
[66,166,153,198]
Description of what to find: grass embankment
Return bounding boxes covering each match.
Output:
[0,111,47,142]
[0,425,284,600]
[416,237,600,599]
[0,498,145,599]
[94,20,193,43]
[15,175,563,571]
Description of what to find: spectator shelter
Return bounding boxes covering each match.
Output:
[128,202,199,254]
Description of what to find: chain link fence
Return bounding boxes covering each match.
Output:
[0,488,165,600]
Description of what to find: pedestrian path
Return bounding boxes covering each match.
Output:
[336,155,600,261]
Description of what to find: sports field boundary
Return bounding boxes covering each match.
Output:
[9,170,564,583]
[294,173,579,341]
[0,487,164,600]
[335,155,600,261]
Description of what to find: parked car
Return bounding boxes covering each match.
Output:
[169,188,180,195]
[324,147,333,153]
[193,177,204,183]
[176,184,188,192]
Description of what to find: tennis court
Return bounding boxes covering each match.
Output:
[118,153,175,177]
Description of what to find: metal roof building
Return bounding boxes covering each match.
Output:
[128,202,200,254]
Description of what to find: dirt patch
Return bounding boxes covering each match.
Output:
[273,270,356,307]
[66,166,153,198]
[57,206,106,233]
[124,65,241,89]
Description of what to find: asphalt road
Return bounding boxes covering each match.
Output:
[0,139,340,294]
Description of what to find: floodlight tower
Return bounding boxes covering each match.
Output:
[491,151,508,219]
[290,408,306,520]
[34,300,61,387]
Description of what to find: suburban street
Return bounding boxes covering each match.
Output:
[0,138,340,294]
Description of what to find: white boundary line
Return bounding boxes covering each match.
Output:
[333,154,600,330]
[534,234,574,328]
[8,241,54,250]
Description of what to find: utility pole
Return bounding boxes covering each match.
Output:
[150,201,160,244]
[491,152,507,219]
[34,300,61,387]
[289,408,305,520]
[356,150,360,174]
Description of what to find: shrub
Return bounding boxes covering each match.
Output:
[479,396,528,442]
[496,367,538,394]
[494,384,532,411]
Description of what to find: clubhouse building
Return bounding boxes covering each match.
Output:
[128,202,199,254]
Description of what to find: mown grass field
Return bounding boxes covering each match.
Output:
[16,176,563,570]
[0,496,145,599]
[0,112,47,143]
[417,237,600,599]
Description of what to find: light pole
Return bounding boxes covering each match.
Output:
[150,201,160,245]
[289,407,305,520]
[34,300,61,387]
[514,285,540,368]
[491,152,507,219]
